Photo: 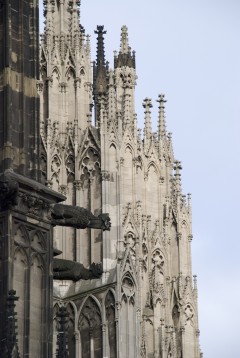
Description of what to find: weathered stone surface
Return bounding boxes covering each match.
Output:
[0,0,40,181]
[0,170,65,357]
[51,203,111,231]
[53,258,103,281]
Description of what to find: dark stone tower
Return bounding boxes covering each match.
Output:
[0,0,40,180]
[0,1,64,356]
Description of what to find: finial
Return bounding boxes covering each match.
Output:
[157,94,167,138]
[120,25,129,54]
[114,26,135,69]
[94,25,107,67]
[143,98,153,140]
[93,26,108,101]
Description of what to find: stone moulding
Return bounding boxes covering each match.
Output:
[0,169,65,218]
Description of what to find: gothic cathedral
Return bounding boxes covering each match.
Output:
[38,1,201,357]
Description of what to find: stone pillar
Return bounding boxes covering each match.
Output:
[0,0,40,180]
[0,170,65,357]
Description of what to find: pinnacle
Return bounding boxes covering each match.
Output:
[114,26,136,69]
[174,160,182,194]
[143,98,153,140]
[43,0,82,39]
[94,26,107,67]
[120,25,130,54]
[157,93,167,138]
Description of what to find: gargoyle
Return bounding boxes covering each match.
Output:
[51,204,111,231]
[53,258,103,281]
[0,174,18,209]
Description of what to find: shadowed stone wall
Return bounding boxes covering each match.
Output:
[0,0,40,180]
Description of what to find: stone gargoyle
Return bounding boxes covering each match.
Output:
[51,203,111,231]
[0,174,18,209]
[53,258,103,282]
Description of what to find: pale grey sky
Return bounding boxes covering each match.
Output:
[40,1,240,356]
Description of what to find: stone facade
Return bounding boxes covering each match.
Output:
[39,1,201,357]
[0,1,65,356]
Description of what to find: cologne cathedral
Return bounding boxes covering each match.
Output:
[0,0,201,357]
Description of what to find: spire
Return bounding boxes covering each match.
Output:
[114,26,136,69]
[174,160,182,195]
[108,70,116,122]
[86,34,91,56]
[71,0,81,40]
[143,98,153,141]
[93,26,108,125]
[93,26,108,96]
[123,89,131,129]
[44,0,54,37]
[157,94,167,139]
[167,132,174,163]
[43,0,82,50]
[95,25,107,68]
[120,25,129,54]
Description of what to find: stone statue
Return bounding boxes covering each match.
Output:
[53,258,103,281]
[51,204,111,231]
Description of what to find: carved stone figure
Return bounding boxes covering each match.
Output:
[53,258,103,281]
[0,175,19,209]
[51,204,111,231]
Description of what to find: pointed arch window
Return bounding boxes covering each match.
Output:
[79,297,102,358]
[105,291,117,358]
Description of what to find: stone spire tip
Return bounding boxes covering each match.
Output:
[120,25,129,54]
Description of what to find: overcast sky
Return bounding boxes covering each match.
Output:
[40,1,240,356]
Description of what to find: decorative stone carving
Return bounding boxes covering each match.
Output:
[19,193,50,215]
[51,155,61,183]
[101,170,111,181]
[51,203,111,230]
[65,153,75,182]
[124,232,136,262]
[81,147,100,181]
[56,306,69,358]
[142,242,148,273]
[58,185,68,196]
[53,258,102,281]
[73,180,82,191]
[78,297,102,356]
[152,249,166,304]
[184,304,194,322]
[2,290,20,358]
[79,297,102,330]
[36,80,43,93]
[122,274,135,299]
[0,175,19,209]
